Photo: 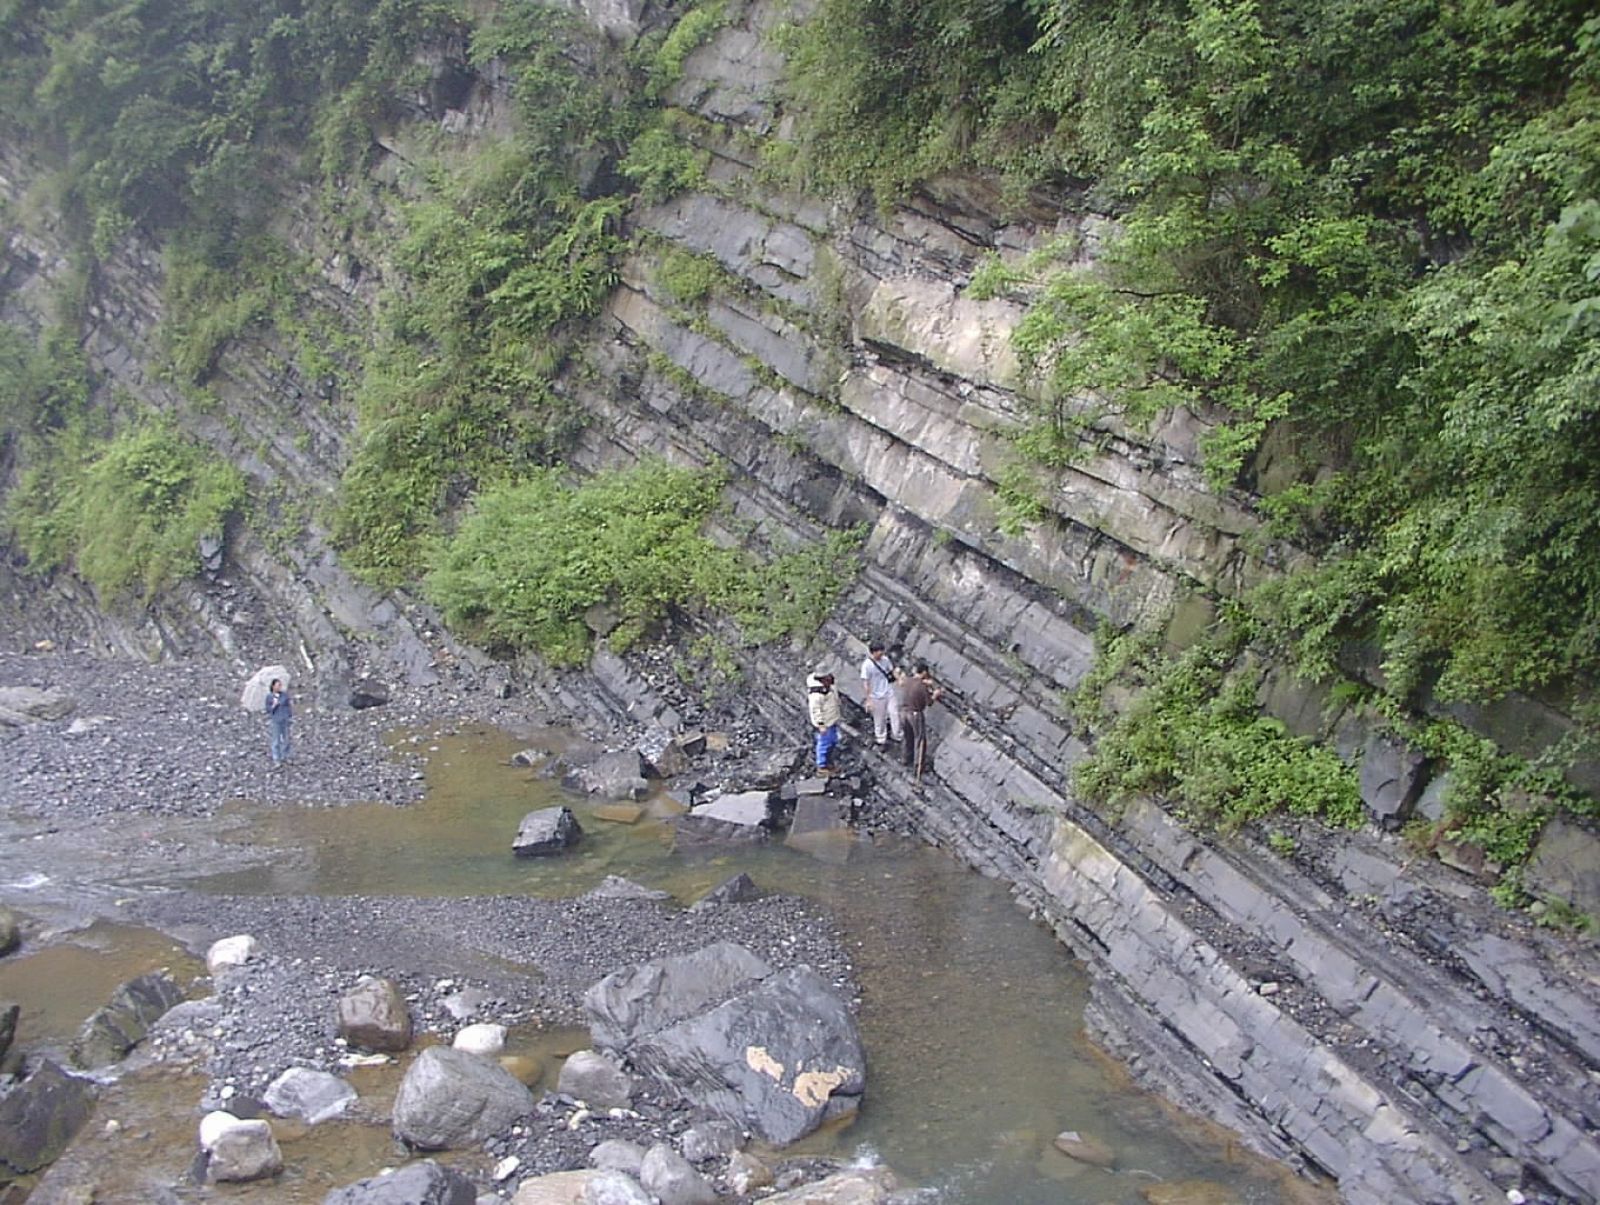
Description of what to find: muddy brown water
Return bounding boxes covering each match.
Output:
[4,725,1332,1204]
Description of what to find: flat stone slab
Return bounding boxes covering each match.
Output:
[689,791,773,827]
[592,804,645,825]
[673,814,770,848]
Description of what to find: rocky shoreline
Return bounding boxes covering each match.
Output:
[0,646,897,1203]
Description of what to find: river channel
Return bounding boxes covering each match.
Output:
[3,723,1327,1204]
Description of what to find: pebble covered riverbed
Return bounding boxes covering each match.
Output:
[2,646,1333,1205]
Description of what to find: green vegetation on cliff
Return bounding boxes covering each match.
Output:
[1,0,846,653]
[7,417,243,601]
[424,461,863,664]
[784,0,1600,709]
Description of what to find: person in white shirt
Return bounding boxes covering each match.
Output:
[859,640,902,748]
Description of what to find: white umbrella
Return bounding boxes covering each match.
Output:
[241,665,292,712]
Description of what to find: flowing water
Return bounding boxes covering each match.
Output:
[7,724,1330,1203]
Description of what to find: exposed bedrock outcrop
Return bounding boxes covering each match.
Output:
[1,1,1596,1202]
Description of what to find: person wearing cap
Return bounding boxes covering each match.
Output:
[806,667,841,774]
[859,640,902,749]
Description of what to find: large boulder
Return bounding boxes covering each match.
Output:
[726,1150,774,1194]
[586,942,771,1050]
[689,873,761,911]
[199,1111,283,1183]
[0,906,19,956]
[514,806,584,857]
[1358,733,1428,827]
[0,1060,95,1175]
[263,1067,357,1124]
[680,1118,742,1162]
[586,944,865,1145]
[786,796,853,862]
[639,1143,717,1205]
[563,750,650,800]
[689,791,774,827]
[589,1139,647,1176]
[70,970,186,1068]
[338,976,413,1053]
[393,1045,534,1150]
[323,1159,477,1204]
[557,1049,634,1108]
[348,678,391,710]
[672,813,770,849]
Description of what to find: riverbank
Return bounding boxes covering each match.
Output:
[0,647,872,1201]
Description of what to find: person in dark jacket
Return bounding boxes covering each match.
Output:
[897,663,942,772]
[265,678,293,767]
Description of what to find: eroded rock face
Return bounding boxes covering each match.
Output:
[585,943,864,1145]
[586,942,771,1050]
[393,1045,535,1150]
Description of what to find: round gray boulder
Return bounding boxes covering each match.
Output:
[557,1050,634,1109]
[393,1046,535,1150]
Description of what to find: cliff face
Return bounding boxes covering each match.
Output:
[1,2,1597,1202]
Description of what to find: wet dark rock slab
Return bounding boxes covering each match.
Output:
[70,970,186,1069]
[0,1060,95,1175]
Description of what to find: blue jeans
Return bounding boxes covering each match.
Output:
[814,724,838,769]
[270,720,292,764]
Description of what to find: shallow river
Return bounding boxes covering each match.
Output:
[4,724,1325,1203]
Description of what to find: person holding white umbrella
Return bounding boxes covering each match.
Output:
[265,677,293,767]
[241,665,294,768]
